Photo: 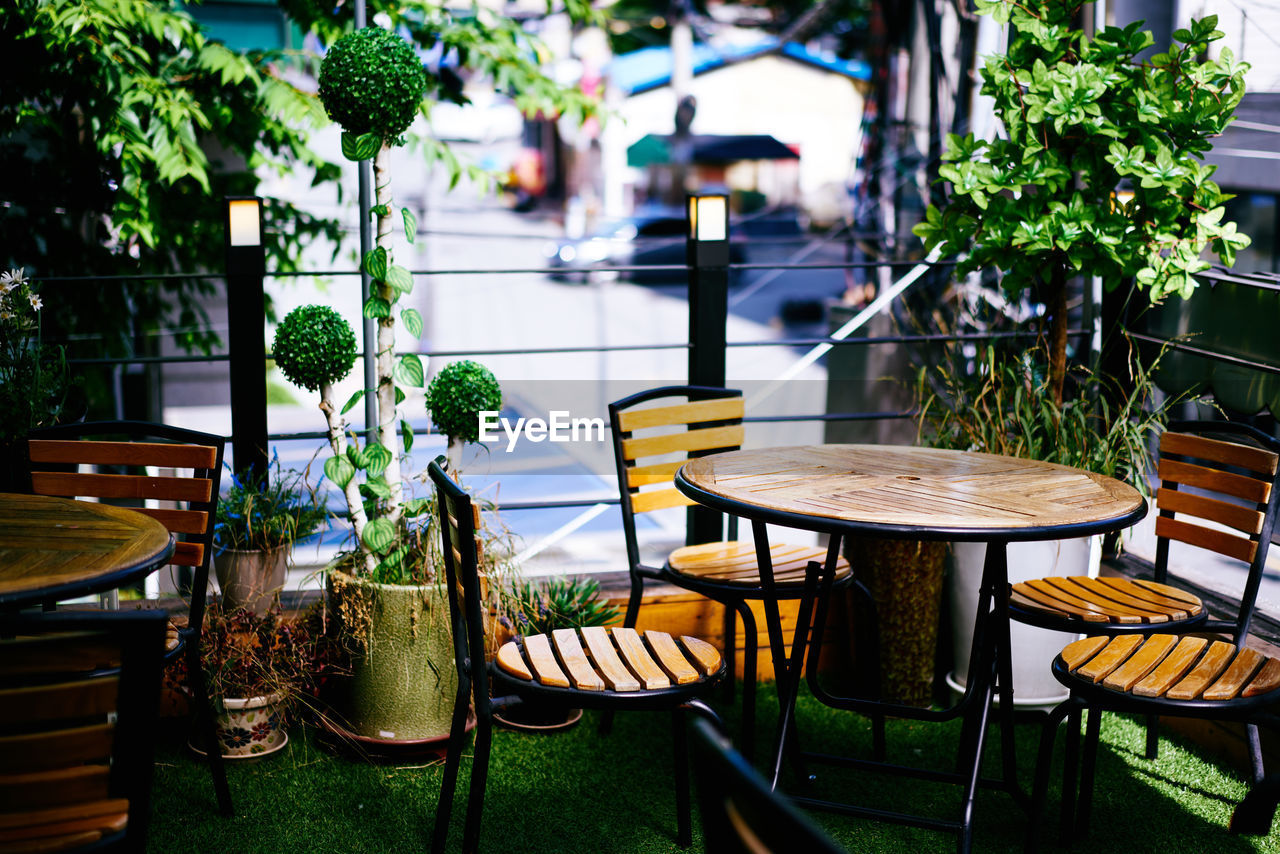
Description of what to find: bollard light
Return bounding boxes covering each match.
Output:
[686,193,730,267]
[223,195,269,481]
[225,196,265,277]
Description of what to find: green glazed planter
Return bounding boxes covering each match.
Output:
[327,570,456,741]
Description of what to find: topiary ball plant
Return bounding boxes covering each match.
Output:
[426,360,501,464]
[318,26,429,144]
[273,305,357,392]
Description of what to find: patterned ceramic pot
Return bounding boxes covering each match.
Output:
[209,693,288,758]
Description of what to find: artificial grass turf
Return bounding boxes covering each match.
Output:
[147,684,1280,853]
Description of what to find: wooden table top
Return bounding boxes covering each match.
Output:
[677,445,1147,542]
[0,493,175,607]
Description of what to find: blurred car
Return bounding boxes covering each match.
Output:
[544,209,748,284]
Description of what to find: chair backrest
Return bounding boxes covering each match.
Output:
[691,717,845,854]
[608,386,745,568]
[428,458,491,714]
[0,609,168,852]
[26,421,224,618]
[1154,421,1280,640]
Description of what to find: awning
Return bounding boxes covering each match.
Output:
[627,134,800,168]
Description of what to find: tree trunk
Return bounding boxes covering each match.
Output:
[1047,261,1069,406]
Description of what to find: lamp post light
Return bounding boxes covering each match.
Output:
[685,192,730,545]
[224,196,269,483]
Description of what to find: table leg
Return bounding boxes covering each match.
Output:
[750,520,789,713]
[984,540,1021,793]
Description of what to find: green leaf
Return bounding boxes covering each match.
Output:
[401,308,423,339]
[324,455,356,489]
[370,204,390,218]
[361,475,392,499]
[394,354,425,387]
[404,497,432,517]
[364,442,393,476]
[402,207,418,244]
[362,247,388,280]
[340,388,365,415]
[361,517,395,554]
[386,265,413,294]
[401,419,415,453]
[363,297,391,319]
[346,444,368,468]
[340,132,382,162]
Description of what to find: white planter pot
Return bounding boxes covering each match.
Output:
[946,536,1101,711]
[190,693,288,759]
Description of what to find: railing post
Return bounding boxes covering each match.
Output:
[224,196,269,483]
[686,193,730,545]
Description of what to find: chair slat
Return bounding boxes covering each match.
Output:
[550,629,605,691]
[1158,458,1271,505]
[678,636,722,676]
[31,472,212,504]
[1041,577,1168,620]
[0,799,129,832]
[1160,431,1279,477]
[1094,577,1204,613]
[1156,488,1265,536]
[1061,577,1190,621]
[630,487,697,515]
[611,628,670,689]
[1244,657,1280,698]
[1154,516,1257,564]
[1022,579,1149,624]
[644,631,699,685]
[620,424,745,463]
[579,626,639,692]
[0,678,117,728]
[1013,584,1111,623]
[1076,635,1143,682]
[1102,635,1178,692]
[495,641,532,682]
[1166,640,1236,700]
[615,397,744,433]
[625,459,686,488]
[170,541,203,568]
[132,507,208,536]
[1133,636,1209,698]
[522,634,570,689]
[0,812,127,848]
[28,439,217,470]
[1061,636,1111,670]
[0,765,111,811]
[1203,647,1265,701]
[0,724,114,775]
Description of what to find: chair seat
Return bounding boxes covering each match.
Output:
[1058,634,1280,705]
[1011,576,1204,626]
[0,799,129,853]
[495,626,722,694]
[667,541,851,587]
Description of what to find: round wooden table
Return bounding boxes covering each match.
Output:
[0,493,176,608]
[676,445,1147,853]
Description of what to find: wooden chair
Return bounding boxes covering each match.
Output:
[0,608,168,853]
[26,421,231,816]
[691,717,846,854]
[427,460,725,854]
[609,386,851,752]
[1022,422,1280,849]
[1010,421,1280,755]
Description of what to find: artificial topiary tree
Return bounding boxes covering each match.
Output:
[913,0,1250,403]
[318,26,429,145]
[426,360,502,468]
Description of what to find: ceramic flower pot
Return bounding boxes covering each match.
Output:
[190,693,288,759]
[325,570,456,742]
[214,546,289,616]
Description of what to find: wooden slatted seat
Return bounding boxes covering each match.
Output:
[0,610,167,854]
[609,387,852,759]
[1023,422,1280,853]
[427,461,725,854]
[25,421,231,817]
[495,628,722,692]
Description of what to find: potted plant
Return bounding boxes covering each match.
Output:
[213,455,329,616]
[493,575,620,730]
[188,599,320,759]
[0,268,78,491]
[915,339,1177,707]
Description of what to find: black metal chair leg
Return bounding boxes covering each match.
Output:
[187,644,232,816]
[1248,722,1265,784]
[1077,704,1104,840]
[462,717,494,854]
[1144,712,1160,760]
[735,599,758,762]
[723,602,737,704]
[1026,699,1078,854]
[432,677,473,854]
[673,708,692,847]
